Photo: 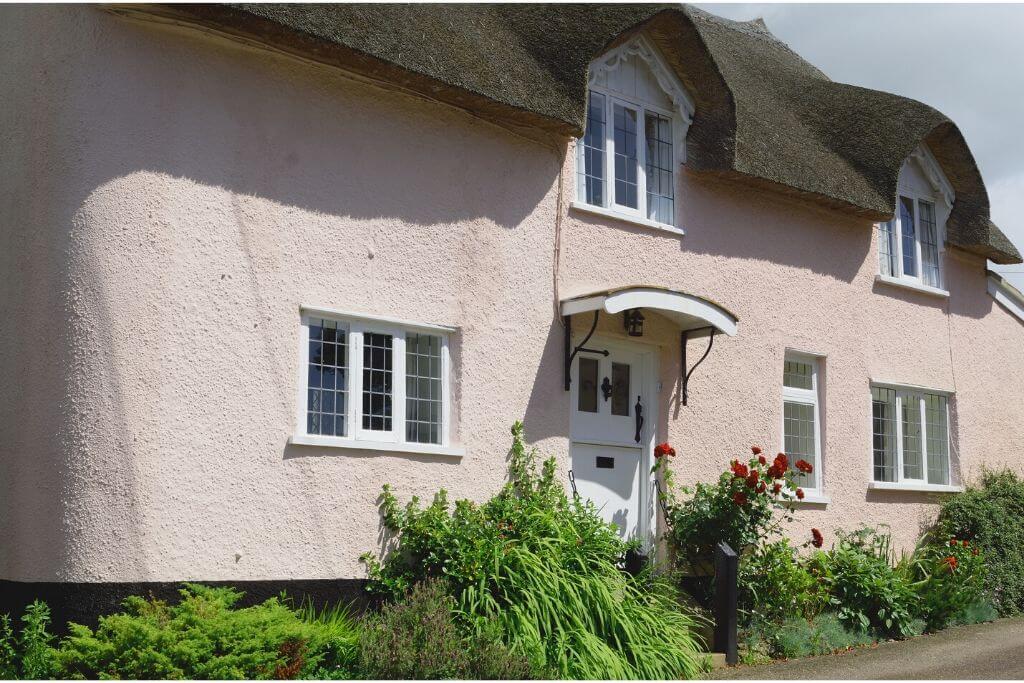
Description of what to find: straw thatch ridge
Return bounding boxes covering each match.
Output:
[114,3,1020,263]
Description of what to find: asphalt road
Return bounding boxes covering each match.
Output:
[707,618,1024,680]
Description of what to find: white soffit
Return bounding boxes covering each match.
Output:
[561,286,738,337]
[988,272,1024,323]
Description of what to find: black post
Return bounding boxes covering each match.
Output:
[714,541,738,665]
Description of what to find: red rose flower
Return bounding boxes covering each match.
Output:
[950,538,958,547]
[730,460,749,479]
[751,446,763,455]
[758,455,767,465]
[811,528,824,548]
[774,453,789,471]
[795,488,805,500]
[654,442,676,459]
[973,547,980,556]
[745,471,760,488]
[943,555,958,572]
[733,491,748,506]
[772,482,782,495]
[795,459,813,474]
[962,540,969,548]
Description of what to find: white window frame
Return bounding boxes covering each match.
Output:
[868,382,959,492]
[781,352,824,498]
[572,34,694,235]
[289,306,463,458]
[876,147,953,297]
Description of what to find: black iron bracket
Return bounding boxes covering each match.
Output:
[681,326,716,406]
[563,311,609,391]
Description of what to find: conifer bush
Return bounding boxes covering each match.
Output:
[52,585,358,679]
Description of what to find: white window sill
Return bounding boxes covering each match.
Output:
[874,274,949,299]
[570,201,685,236]
[783,492,831,506]
[289,433,466,458]
[868,481,963,494]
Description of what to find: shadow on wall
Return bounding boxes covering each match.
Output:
[522,318,572,445]
[2,8,559,580]
[673,171,870,285]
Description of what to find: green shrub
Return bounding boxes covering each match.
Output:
[361,422,705,680]
[658,448,805,566]
[938,467,1024,614]
[738,539,825,626]
[54,584,358,679]
[807,527,920,638]
[952,597,999,626]
[357,578,539,679]
[904,533,987,632]
[0,601,57,679]
[765,614,874,659]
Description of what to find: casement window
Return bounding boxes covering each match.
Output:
[574,35,694,232]
[578,91,677,227]
[876,147,953,294]
[878,196,942,287]
[293,309,459,456]
[871,385,951,486]
[781,354,823,494]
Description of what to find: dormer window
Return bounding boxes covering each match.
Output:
[574,35,695,233]
[876,146,955,294]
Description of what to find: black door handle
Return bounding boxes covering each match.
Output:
[634,395,644,443]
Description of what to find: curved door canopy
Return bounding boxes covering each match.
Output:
[560,286,738,337]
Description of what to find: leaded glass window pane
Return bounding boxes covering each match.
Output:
[306,318,348,437]
[579,92,607,207]
[919,200,940,287]
[613,103,639,209]
[872,387,897,482]
[925,393,950,485]
[783,360,813,390]
[784,401,816,488]
[362,332,393,432]
[644,112,674,224]
[899,196,917,277]
[902,394,923,480]
[878,220,898,277]
[406,333,442,444]
[578,357,598,413]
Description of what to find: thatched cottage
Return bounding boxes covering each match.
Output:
[2,4,1023,623]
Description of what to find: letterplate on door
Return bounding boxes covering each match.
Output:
[595,456,615,469]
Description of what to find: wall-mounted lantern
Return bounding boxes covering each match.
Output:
[623,309,645,337]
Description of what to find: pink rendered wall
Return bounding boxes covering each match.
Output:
[1,6,1022,582]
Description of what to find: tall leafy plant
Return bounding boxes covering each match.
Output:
[361,422,705,680]
[0,601,57,679]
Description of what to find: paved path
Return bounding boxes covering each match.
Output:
[707,618,1024,680]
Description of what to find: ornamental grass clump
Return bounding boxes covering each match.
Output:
[361,422,705,680]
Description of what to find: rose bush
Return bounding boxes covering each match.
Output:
[655,446,811,564]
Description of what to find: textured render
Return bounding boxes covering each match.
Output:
[1,6,1023,584]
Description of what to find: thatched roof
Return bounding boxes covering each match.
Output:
[114,3,1020,264]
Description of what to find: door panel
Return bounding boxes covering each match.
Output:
[571,442,641,539]
[570,345,643,446]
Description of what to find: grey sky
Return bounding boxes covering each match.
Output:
[698,3,1024,290]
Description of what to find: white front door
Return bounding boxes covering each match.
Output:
[569,339,655,543]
